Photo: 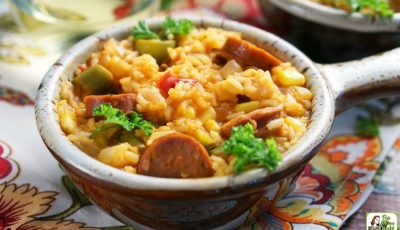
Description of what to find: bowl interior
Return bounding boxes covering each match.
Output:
[267,0,400,32]
[35,16,334,191]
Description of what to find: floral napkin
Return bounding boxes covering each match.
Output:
[1,0,400,229]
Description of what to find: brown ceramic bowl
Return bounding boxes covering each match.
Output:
[35,16,400,229]
[259,0,400,63]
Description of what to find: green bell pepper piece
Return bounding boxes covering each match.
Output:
[135,39,176,63]
[73,64,114,96]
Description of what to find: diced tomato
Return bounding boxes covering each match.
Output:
[78,64,87,73]
[158,72,198,97]
[158,72,179,97]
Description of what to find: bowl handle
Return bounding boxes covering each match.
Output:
[317,48,400,113]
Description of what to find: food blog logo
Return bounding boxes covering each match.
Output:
[366,212,398,230]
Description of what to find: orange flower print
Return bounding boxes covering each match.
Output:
[0,183,95,230]
[312,136,381,218]
[247,135,383,230]
[393,138,400,150]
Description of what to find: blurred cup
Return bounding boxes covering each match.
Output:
[8,0,160,33]
[7,0,160,51]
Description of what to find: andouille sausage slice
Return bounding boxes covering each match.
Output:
[221,36,282,70]
[137,133,214,178]
[84,93,136,117]
[220,107,282,139]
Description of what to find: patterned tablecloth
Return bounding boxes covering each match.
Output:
[0,0,399,229]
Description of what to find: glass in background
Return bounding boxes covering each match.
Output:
[3,0,160,54]
[9,0,159,34]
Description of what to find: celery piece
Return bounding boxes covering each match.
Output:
[93,125,122,148]
[120,131,144,147]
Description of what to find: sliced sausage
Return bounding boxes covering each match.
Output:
[221,36,282,70]
[137,133,214,178]
[220,107,282,139]
[84,93,136,117]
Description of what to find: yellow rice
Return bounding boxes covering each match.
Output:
[57,27,313,176]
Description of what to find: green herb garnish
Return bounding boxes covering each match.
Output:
[128,112,154,137]
[355,116,380,137]
[90,103,154,138]
[223,123,282,173]
[348,0,394,17]
[161,0,174,10]
[132,21,160,40]
[132,17,193,40]
[161,16,194,37]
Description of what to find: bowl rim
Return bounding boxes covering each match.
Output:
[35,16,334,191]
[266,0,400,32]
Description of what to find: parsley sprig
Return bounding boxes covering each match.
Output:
[132,21,160,40]
[90,103,154,138]
[349,0,394,17]
[132,17,193,40]
[355,116,380,137]
[128,112,155,137]
[161,17,194,37]
[223,123,282,173]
